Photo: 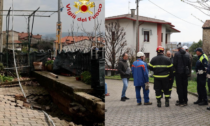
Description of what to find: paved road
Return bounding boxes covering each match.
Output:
[105,79,210,126]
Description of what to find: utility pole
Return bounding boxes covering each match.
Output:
[136,0,139,54]
[56,0,62,56]
[94,2,97,48]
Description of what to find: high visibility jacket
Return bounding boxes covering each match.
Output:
[196,53,208,72]
[149,54,173,78]
[131,59,149,86]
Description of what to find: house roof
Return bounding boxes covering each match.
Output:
[105,14,180,32]
[202,20,210,28]
[18,32,42,39]
[14,40,22,43]
[3,30,20,33]
[54,36,105,43]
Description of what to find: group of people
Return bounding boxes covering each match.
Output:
[118,43,210,110]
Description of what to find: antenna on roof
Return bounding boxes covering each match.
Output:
[128,1,131,14]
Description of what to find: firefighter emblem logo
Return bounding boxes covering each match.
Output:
[74,0,95,14]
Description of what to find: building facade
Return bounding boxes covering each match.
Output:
[202,20,210,56]
[3,30,21,50]
[105,13,180,61]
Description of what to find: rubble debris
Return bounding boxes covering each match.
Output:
[15,94,27,102]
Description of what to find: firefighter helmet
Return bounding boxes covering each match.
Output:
[156,46,164,53]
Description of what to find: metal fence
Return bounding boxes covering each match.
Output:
[53,50,91,76]
[0,50,51,73]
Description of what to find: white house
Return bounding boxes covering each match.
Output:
[105,12,180,61]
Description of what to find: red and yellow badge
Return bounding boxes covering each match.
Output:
[66,0,102,22]
[74,0,95,14]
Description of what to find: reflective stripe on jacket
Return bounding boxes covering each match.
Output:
[131,59,148,86]
[149,54,173,78]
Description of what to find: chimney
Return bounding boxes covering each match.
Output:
[131,9,135,18]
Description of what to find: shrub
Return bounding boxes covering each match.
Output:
[81,71,91,85]
[0,74,13,82]
[45,58,54,67]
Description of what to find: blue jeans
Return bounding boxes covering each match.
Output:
[135,86,150,103]
[121,78,129,98]
[105,83,108,94]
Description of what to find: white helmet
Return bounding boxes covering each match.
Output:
[137,52,144,57]
[182,46,189,50]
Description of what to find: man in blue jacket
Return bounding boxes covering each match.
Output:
[207,63,210,110]
[132,52,152,105]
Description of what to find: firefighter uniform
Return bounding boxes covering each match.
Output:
[195,49,208,105]
[149,47,173,107]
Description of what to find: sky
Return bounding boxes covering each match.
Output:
[3,0,105,35]
[105,0,210,42]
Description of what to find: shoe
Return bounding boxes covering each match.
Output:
[207,107,210,110]
[144,102,152,105]
[176,101,184,107]
[176,103,185,107]
[105,93,110,96]
[157,102,161,107]
[176,100,179,104]
[124,96,129,100]
[194,100,202,104]
[184,102,188,106]
[178,104,185,107]
[121,97,126,102]
[137,103,142,105]
[157,99,161,107]
[198,101,208,106]
[165,98,169,107]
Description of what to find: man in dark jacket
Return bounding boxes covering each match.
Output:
[207,63,210,110]
[166,51,175,98]
[183,46,192,77]
[118,53,130,101]
[194,48,208,106]
[173,43,190,107]
[149,46,173,107]
[207,63,210,94]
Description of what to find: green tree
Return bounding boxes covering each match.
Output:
[189,40,203,54]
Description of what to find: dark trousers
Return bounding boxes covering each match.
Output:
[197,74,207,102]
[208,79,210,93]
[169,75,174,96]
[175,73,188,104]
[154,78,170,99]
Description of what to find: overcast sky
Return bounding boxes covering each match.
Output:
[105,0,209,42]
[3,0,105,35]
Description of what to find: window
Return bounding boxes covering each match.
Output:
[165,33,168,44]
[112,31,115,41]
[144,31,150,42]
[161,33,163,42]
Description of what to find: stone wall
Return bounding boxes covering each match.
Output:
[33,71,105,125]
[203,29,210,56]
